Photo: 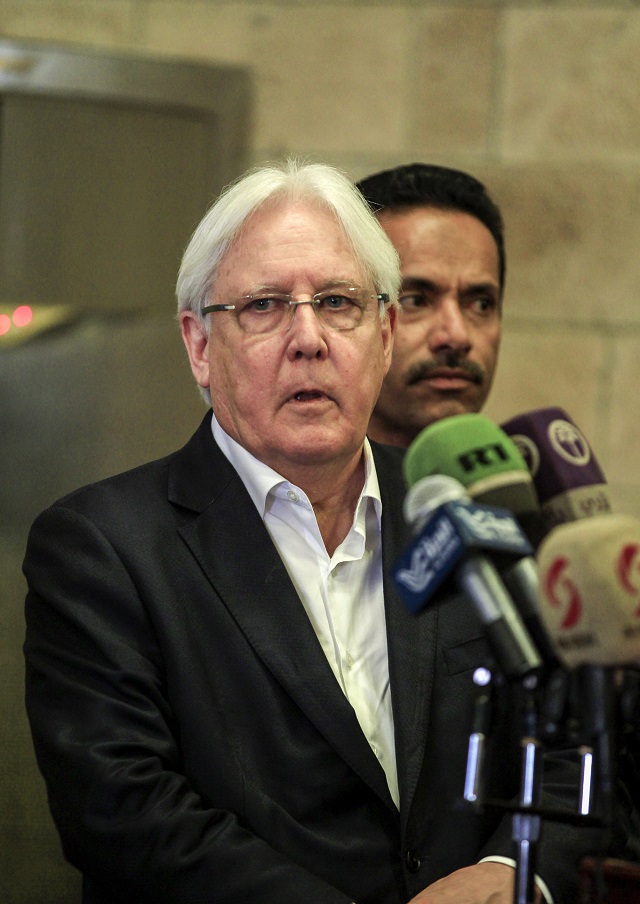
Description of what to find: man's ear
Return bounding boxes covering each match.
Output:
[179,311,211,391]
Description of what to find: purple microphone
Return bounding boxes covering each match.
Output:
[501,408,612,533]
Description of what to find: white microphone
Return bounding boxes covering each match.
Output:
[536,514,640,818]
[536,515,640,668]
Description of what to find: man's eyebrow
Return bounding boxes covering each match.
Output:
[315,279,363,290]
[244,279,360,295]
[459,281,501,297]
[400,278,439,292]
[401,277,500,296]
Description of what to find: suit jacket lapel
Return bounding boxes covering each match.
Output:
[168,415,396,810]
[373,442,439,817]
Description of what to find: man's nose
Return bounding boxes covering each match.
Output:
[286,301,329,358]
[428,299,471,351]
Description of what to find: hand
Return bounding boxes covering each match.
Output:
[407,861,542,904]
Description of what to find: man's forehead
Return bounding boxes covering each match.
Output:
[378,207,500,285]
[379,205,493,242]
[217,201,367,290]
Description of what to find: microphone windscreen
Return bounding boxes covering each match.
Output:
[501,408,611,526]
[536,515,640,668]
[404,413,539,519]
[403,474,468,532]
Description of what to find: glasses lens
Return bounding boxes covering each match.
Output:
[315,288,371,331]
[236,296,288,334]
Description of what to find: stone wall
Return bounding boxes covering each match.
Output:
[4,0,637,508]
[1,2,639,901]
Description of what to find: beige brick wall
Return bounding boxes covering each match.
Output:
[2,0,637,511]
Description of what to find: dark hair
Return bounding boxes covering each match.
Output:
[356,163,506,291]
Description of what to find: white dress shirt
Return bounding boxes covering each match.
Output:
[211,413,399,808]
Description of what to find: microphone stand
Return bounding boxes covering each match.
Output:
[575,666,640,904]
[576,665,616,829]
[511,666,571,904]
[464,661,621,904]
[465,662,632,904]
[512,679,543,904]
[464,668,544,904]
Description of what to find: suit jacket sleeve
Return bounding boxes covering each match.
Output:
[24,496,360,904]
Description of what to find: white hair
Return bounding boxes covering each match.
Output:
[176,158,400,325]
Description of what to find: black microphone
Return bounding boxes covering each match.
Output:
[403,413,556,665]
[394,472,543,681]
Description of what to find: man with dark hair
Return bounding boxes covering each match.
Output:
[357,163,504,448]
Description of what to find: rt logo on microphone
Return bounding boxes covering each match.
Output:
[457,443,510,473]
[548,419,591,467]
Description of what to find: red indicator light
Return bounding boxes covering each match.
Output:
[13,305,33,327]
[0,314,11,336]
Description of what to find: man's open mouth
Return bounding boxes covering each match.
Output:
[292,390,326,401]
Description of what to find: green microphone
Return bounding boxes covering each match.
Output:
[404,413,540,528]
[403,413,556,665]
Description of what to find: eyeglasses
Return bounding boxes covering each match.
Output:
[201,287,389,336]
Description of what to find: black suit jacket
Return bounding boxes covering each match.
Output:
[23,414,635,903]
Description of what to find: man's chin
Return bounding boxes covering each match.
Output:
[268,423,363,465]
[419,397,483,427]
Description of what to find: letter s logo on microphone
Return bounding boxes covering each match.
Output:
[618,543,640,616]
[544,556,582,629]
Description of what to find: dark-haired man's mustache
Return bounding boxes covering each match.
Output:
[406,353,485,387]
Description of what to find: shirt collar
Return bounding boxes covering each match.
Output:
[210,410,382,528]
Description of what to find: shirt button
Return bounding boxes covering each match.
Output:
[405,849,421,873]
[287,490,298,502]
[346,652,354,669]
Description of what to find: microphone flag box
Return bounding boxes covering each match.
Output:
[393,501,533,614]
[501,407,611,524]
[536,515,640,667]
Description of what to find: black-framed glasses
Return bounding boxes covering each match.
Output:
[201,287,389,336]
